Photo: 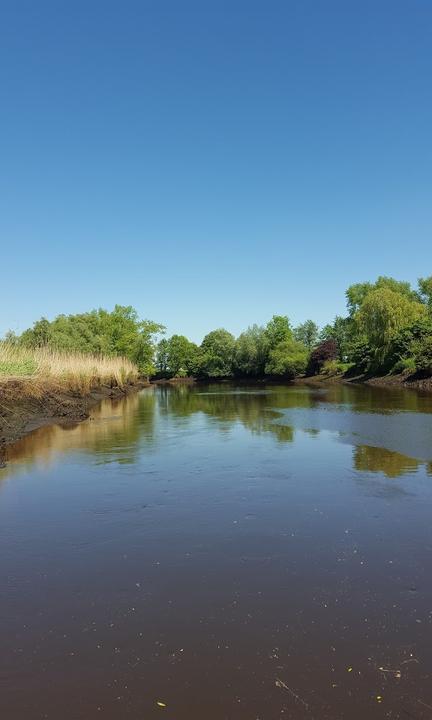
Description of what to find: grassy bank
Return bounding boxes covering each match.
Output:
[0,344,142,453]
[0,342,139,395]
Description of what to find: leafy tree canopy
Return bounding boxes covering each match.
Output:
[200,329,235,377]
[293,320,319,349]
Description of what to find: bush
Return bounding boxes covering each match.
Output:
[307,339,338,375]
[321,360,353,376]
[411,335,432,372]
[390,357,416,374]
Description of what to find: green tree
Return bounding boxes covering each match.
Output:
[346,276,418,317]
[357,288,426,366]
[156,335,200,376]
[200,329,235,377]
[418,276,432,310]
[234,325,269,376]
[265,339,308,378]
[293,320,319,349]
[265,315,292,349]
[18,306,164,376]
[21,317,53,347]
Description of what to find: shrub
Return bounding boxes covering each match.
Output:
[307,339,338,375]
[411,335,432,373]
[321,360,352,376]
[390,357,416,375]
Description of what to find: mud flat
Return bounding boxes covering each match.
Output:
[0,379,149,454]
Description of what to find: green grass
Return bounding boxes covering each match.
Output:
[0,358,38,377]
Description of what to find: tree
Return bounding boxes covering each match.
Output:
[155,335,200,377]
[265,315,292,349]
[21,317,52,347]
[17,306,164,376]
[320,315,353,360]
[418,276,432,310]
[133,319,165,377]
[293,320,319,349]
[155,339,170,374]
[307,339,339,375]
[234,325,269,376]
[346,276,418,316]
[265,339,308,378]
[357,288,426,366]
[200,329,235,377]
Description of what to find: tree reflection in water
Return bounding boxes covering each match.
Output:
[2,383,432,482]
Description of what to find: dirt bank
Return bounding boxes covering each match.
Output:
[354,372,432,391]
[0,379,150,457]
[296,371,432,392]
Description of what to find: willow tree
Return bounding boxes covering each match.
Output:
[357,288,426,366]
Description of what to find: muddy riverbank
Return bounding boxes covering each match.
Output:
[298,371,432,392]
[2,370,431,457]
[0,379,149,455]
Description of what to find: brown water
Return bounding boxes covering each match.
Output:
[1,383,432,719]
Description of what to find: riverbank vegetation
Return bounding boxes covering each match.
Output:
[3,275,432,383]
[0,342,138,395]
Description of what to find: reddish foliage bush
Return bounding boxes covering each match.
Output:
[307,339,338,375]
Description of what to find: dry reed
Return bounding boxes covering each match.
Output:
[0,342,139,396]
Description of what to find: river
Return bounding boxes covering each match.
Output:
[1,382,432,719]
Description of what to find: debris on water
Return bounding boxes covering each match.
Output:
[156,700,167,708]
[275,678,310,710]
[401,657,419,665]
[378,666,401,678]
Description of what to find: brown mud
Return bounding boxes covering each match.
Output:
[297,371,432,392]
[0,380,149,456]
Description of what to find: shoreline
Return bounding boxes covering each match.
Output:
[297,372,432,392]
[2,370,431,460]
[0,380,150,459]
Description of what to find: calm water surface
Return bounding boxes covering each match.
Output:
[1,383,432,719]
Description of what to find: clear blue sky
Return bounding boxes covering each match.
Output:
[1,0,431,342]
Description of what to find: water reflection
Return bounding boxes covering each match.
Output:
[2,382,432,720]
[1,390,157,478]
[2,382,432,481]
[353,444,423,478]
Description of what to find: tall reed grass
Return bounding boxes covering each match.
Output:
[0,342,139,396]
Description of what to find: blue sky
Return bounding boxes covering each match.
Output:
[1,0,431,342]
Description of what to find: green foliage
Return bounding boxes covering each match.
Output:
[321,360,352,376]
[293,320,319,349]
[16,306,164,377]
[0,357,37,376]
[7,272,432,382]
[411,335,432,372]
[234,325,269,376]
[346,276,418,317]
[200,329,235,377]
[265,315,292,348]
[418,276,432,309]
[356,288,426,368]
[348,338,373,374]
[390,357,416,374]
[156,335,200,377]
[265,339,308,378]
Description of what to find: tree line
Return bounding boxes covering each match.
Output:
[5,275,432,379]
